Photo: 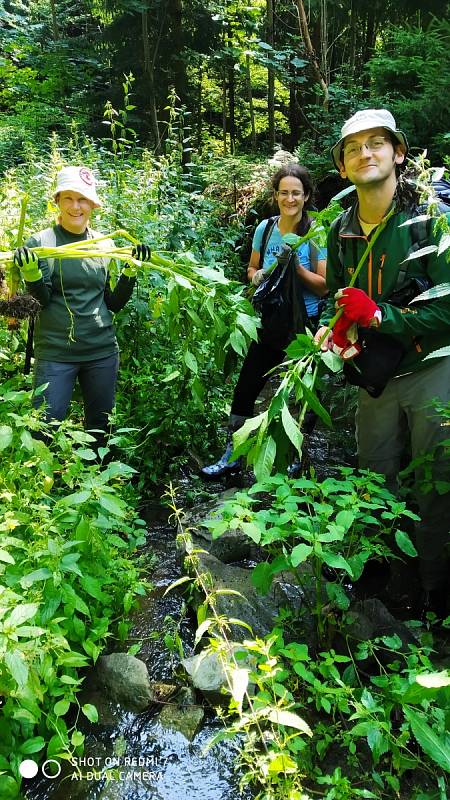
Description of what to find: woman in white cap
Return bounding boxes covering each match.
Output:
[13,165,151,448]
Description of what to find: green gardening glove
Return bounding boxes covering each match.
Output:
[13,247,42,283]
[123,244,152,278]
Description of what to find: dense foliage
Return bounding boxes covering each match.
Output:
[0,383,148,797]
[0,2,449,172]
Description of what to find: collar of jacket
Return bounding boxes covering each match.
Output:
[338,198,398,237]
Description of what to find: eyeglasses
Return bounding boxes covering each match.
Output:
[276,190,304,199]
[342,136,389,159]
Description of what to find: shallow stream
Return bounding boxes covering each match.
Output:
[23,502,254,800]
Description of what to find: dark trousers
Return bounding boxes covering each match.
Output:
[231,339,286,418]
[231,315,319,423]
[32,353,119,434]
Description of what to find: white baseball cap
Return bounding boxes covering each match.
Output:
[331,109,408,170]
[54,166,101,207]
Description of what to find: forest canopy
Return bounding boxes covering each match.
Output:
[0,0,449,176]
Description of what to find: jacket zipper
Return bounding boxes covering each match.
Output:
[378,254,386,295]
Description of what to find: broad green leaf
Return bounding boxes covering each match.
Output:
[416,671,450,688]
[325,581,350,610]
[410,281,450,303]
[98,493,126,517]
[401,244,438,263]
[424,345,450,361]
[54,699,70,717]
[173,272,192,289]
[267,754,297,774]
[240,521,262,544]
[0,549,15,564]
[254,435,276,481]
[228,666,249,711]
[71,730,85,747]
[236,311,259,339]
[58,490,91,506]
[233,411,267,449]
[0,775,20,799]
[57,652,89,667]
[335,509,355,531]
[184,350,198,374]
[81,703,99,723]
[80,576,104,601]
[395,529,418,557]
[7,603,39,627]
[281,404,303,454]
[251,562,274,594]
[229,328,247,356]
[5,650,28,687]
[20,567,52,588]
[280,642,309,661]
[0,425,13,451]
[404,707,450,772]
[195,618,214,645]
[162,370,181,383]
[300,382,332,428]
[320,348,344,373]
[267,709,313,736]
[20,736,46,754]
[290,543,313,567]
[367,726,389,763]
[20,430,34,451]
[322,551,353,577]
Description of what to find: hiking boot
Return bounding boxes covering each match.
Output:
[200,415,246,481]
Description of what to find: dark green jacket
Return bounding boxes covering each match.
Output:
[320,202,450,375]
[26,225,135,362]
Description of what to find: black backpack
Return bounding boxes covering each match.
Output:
[252,217,308,350]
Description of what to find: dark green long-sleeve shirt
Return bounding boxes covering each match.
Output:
[25,224,135,362]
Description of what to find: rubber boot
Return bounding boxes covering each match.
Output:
[200,415,246,480]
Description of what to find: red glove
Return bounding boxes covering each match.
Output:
[332,313,361,360]
[335,287,382,327]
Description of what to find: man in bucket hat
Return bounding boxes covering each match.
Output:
[315,109,450,620]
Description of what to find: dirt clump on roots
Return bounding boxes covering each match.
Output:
[0,294,41,319]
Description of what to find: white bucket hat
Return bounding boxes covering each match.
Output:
[331,109,408,170]
[54,166,101,207]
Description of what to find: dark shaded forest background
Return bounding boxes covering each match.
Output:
[0,0,449,178]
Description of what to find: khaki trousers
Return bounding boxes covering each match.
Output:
[356,357,450,590]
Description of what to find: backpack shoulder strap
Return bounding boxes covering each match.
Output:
[38,226,57,277]
[260,216,278,263]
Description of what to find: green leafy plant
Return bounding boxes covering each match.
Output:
[206,468,418,643]
[0,384,149,797]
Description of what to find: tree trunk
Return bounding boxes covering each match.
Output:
[246,54,256,149]
[289,83,300,150]
[142,9,161,151]
[49,0,59,41]
[228,64,236,154]
[169,0,185,103]
[222,74,227,155]
[267,0,275,150]
[295,0,329,109]
[197,67,203,152]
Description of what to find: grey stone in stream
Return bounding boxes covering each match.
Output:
[158,686,204,741]
[182,646,255,697]
[182,489,257,564]
[193,551,303,640]
[95,653,153,711]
